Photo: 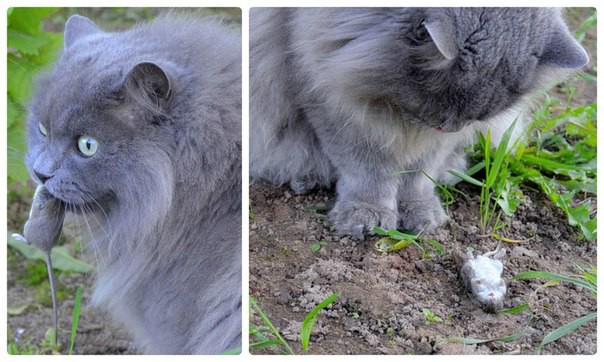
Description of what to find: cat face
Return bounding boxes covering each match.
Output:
[292,8,588,132]
[25,16,176,217]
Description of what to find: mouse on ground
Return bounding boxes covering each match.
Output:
[453,245,507,313]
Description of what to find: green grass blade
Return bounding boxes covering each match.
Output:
[447,329,525,345]
[300,293,338,353]
[463,160,485,178]
[448,169,484,187]
[250,339,285,349]
[513,271,596,293]
[374,237,413,253]
[536,312,597,354]
[69,287,82,355]
[486,119,516,189]
[250,297,294,354]
[500,303,529,315]
[221,347,242,355]
[426,238,445,255]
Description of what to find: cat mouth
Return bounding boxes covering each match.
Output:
[44,188,114,215]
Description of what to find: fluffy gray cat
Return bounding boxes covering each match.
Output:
[250,8,588,239]
[26,14,241,354]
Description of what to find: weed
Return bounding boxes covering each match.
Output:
[512,263,597,354]
[249,200,256,223]
[300,293,338,352]
[68,287,82,355]
[249,296,294,354]
[449,119,519,234]
[447,329,526,345]
[310,241,328,253]
[422,308,443,325]
[373,227,445,260]
[250,293,338,354]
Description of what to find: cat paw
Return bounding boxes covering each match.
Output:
[398,198,448,233]
[289,177,317,194]
[329,200,397,240]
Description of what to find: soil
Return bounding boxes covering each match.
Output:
[249,183,597,355]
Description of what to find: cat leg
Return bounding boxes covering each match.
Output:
[309,121,399,239]
[329,174,399,240]
[398,172,449,233]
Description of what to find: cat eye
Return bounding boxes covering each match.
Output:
[38,122,48,137]
[77,136,98,157]
[414,19,430,42]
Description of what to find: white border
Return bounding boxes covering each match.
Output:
[2,1,600,361]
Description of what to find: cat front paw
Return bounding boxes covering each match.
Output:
[398,197,448,233]
[329,200,397,240]
[289,177,318,194]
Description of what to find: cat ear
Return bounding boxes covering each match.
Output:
[540,27,589,68]
[64,15,101,50]
[124,62,172,108]
[424,20,457,60]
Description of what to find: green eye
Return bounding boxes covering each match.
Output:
[38,122,47,137]
[77,136,98,157]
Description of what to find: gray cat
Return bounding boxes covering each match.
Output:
[25,14,241,354]
[250,8,588,239]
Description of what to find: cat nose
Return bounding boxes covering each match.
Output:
[34,170,52,183]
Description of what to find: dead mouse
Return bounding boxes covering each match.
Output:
[12,185,66,345]
[453,246,507,313]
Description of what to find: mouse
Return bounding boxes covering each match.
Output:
[453,246,507,313]
[12,184,66,345]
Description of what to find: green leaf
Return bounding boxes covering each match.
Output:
[426,238,445,255]
[7,125,30,184]
[448,169,484,187]
[8,234,94,273]
[300,293,338,353]
[500,303,529,315]
[374,237,413,253]
[513,271,596,294]
[486,119,516,189]
[250,297,293,354]
[447,329,525,345]
[69,287,83,355]
[7,94,24,129]
[7,54,37,104]
[221,347,242,355]
[8,8,59,35]
[536,312,597,354]
[250,339,283,349]
[8,29,50,56]
[7,303,30,316]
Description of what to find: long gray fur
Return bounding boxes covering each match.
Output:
[26,14,241,354]
[250,8,587,239]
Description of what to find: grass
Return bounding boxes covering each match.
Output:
[422,308,443,325]
[372,226,445,260]
[512,263,597,354]
[250,293,338,354]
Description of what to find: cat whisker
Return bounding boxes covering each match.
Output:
[79,202,107,269]
[80,192,119,260]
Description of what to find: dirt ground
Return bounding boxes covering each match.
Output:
[249,183,597,355]
[248,10,597,356]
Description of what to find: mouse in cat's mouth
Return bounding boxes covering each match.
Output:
[12,184,66,346]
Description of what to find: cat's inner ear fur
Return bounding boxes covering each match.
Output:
[424,19,457,60]
[64,15,102,50]
[540,26,589,68]
[124,62,173,110]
